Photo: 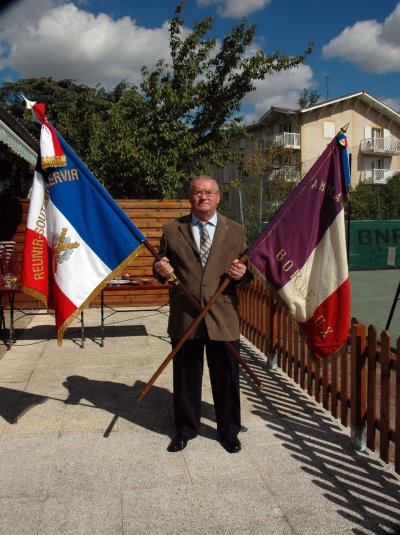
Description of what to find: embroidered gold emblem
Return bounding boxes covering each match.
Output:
[53,227,80,273]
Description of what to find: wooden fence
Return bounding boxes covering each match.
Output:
[238,276,400,475]
[2,198,190,308]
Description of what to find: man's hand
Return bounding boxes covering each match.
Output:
[228,259,246,281]
[154,256,174,278]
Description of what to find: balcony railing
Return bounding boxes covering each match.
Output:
[360,168,398,185]
[262,132,301,150]
[360,137,400,155]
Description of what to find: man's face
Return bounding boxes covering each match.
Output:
[189,179,220,220]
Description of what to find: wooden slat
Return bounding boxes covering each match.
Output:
[299,336,306,390]
[314,360,321,403]
[380,331,391,463]
[350,322,367,437]
[287,315,293,378]
[322,362,329,410]
[331,356,338,418]
[307,354,313,396]
[293,324,299,384]
[367,325,378,451]
[396,338,400,474]
[340,343,349,426]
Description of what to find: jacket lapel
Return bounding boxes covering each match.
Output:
[177,214,198,255]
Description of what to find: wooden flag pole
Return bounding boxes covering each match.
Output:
[136,253,262,401]
[137,244,263,401]
[103,244,262,437]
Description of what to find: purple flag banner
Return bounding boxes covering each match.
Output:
[247,134,351,360]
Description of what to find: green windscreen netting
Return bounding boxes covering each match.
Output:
[348,220,399,341]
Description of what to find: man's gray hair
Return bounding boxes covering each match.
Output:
[189,176,219,193]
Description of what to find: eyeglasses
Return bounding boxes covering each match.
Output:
[191,190,219,198]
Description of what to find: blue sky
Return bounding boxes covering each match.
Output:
[1,0,400,123]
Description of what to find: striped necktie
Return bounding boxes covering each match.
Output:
[198,221,212,268]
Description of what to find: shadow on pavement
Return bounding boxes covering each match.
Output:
[0,386,48,424]
[0,377,218,441]
[63,376,217,439]
[239,342,400,535]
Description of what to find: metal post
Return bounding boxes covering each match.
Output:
[238,188,244,226]
[385,278,400,331]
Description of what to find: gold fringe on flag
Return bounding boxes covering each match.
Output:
[41,155,67,169]
[20,285,48,309]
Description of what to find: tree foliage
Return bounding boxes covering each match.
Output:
[233,144,300,240]
[298,88,320,109]
[0,1,312,198]
[347,174,400,220]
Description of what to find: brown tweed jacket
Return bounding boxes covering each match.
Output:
[155,213,251,341]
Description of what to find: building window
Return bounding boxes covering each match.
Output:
[239,137,245,149]
[372,127,383,139]
[323,121,335,138]
[279,122,291,133]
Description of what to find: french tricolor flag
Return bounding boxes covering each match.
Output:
[21,101,145,345]
[247,134,351,361]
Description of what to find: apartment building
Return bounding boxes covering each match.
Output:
[216,90,400,221]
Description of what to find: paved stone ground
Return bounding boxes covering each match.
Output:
[0,306,399,535]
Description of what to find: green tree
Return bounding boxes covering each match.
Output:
[134,2,310,197]
[347,184,379,220]
[347,174,400,221]
[0,78,112,142]
[380,173,400,219]
[298,88,320,109]
[235,144,300,239]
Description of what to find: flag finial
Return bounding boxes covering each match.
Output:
[24,97,67,169]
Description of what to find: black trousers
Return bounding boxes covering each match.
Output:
[171,338,241,440]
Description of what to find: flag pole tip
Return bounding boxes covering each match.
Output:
[22,95,36,109]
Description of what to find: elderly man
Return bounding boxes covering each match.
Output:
[154,176,251,453]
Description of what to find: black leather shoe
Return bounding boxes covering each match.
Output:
[220,436,241,453]
[167,435,188,452]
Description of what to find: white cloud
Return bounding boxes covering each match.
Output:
[379,96,400,114]
[378,3,400,48]
[322,4,400,73]
[0,1,172,87]
[0,0,316,120]
[241,64,315,123]
[0,0,56,33]
[197,0,271,18]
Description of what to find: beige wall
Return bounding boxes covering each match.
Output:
[300,99,400,185]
